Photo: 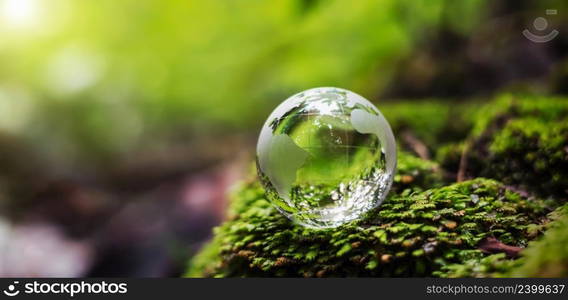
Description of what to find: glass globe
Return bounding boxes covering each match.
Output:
[256,87,396,228]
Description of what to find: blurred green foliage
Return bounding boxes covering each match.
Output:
[0,0,489,166]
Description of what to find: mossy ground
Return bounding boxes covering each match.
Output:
[439,95,568,198]
[187,95,568,277]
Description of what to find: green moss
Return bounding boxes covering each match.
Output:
[186,151,444,277]
[188,152,445,277]
[444,95,568,198]
[186,177,547,277]
[436,142,464,174]
[471,95,568,138]
[186,229,226,278]
[509,204,568,277]
[435,253,521,278]
[392,152,445,193]
[434,204,568,278]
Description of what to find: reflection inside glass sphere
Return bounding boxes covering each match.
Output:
[256,87,396,228]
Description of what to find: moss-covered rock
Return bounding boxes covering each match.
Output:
[186,176,548,277]
[508,204,568,277]
[187,96,568,278]
[440,95,568,198]
[392,152,445,193]
[187,152,443,277]
[436,203,568,278]
[435,253,521,278]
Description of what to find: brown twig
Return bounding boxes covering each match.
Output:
[478,237,522,258]
[457,141,470,182]
[401,130,430,160]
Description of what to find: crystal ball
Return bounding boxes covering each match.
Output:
[256,87,396,228]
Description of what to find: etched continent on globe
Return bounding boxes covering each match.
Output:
[256,87,396,228]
